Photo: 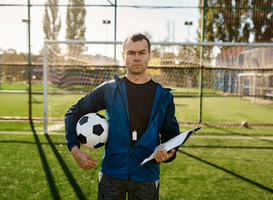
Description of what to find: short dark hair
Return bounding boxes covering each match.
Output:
[122,33,150,53]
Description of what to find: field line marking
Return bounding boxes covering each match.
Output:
[191,136,273,140]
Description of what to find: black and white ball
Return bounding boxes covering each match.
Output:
[76,113,109,149]
[241,121,248,128]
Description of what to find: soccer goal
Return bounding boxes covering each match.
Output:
[43,40,273,133]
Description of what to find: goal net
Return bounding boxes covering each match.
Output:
[43,41,273,133]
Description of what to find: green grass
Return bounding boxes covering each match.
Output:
[1,127,273,199]
[162,136,273,199]
[174,96,273,124]
[1,92,273,124]
[1,84,272,199]
[0,93,85,118]
[171,86,220,94]
[0,83,59,91]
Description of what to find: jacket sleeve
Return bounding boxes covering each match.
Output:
[65,82,107,151]
[160,94,180,163]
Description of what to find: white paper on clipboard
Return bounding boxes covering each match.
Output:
[139,127,201,167]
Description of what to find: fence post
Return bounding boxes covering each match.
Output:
[43,42,48,134]
[198,0,206,124]
[27,0,32,121]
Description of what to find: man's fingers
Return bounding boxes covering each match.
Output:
[154,148,175,162]
[71,147,97,170]
[81,160,97,170]
[168,149,175,156]
[154,148,167,162]
[88,159,97,166]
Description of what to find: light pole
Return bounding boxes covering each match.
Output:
[184,21,193,42]
[103,20,111,56]
[184,21,193,92]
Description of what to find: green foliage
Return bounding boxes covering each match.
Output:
[43,0,61,40]
[197,0,273,43]
[66,0,87,56]
[43,0,62,62]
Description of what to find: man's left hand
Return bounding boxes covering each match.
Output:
[154,148,175,162]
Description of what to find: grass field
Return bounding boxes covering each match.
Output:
[1,127,273,199]
[1,87,273,199]
[1,92,273,124]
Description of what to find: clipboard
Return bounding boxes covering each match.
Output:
[139,127,201,167]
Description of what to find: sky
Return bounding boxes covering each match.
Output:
[0,0,200,62]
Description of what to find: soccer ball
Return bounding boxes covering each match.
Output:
[76,113,109,149]
[241,121,248,128]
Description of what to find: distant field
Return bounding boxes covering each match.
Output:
[1,91,273,125]
[0,83,57,91]
[0,83,205,93]
[0,83,95,92]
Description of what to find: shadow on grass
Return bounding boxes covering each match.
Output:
[0,140,67,145]
[179,150,273,194]
[204,124,273,144]
[44,133,87,200]
[30,120,87,200]
[184,145,273,149]
[30,120,60,200]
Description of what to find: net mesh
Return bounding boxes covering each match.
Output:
[45,42,273,89]
[42,42,273,125]
[0,1,273,127]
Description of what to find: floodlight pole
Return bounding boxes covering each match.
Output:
[184,21,193,92]
[103,20,111,56]
[184,21,193,42]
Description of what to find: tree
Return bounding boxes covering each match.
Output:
[43,0,61,40]
[66,0,87,57]
[43,0,62,63]
[197,0,273,43]
[251,0,273,42]
[197,0,250,43]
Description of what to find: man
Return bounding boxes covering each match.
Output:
[65,33,180,199]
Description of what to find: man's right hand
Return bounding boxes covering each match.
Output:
[70,146,97,170]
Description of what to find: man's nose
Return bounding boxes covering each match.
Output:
[134,53,140,60]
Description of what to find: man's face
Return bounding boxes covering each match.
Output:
[122,39,151,76]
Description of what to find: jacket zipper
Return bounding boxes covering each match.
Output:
[114,74,172,179]
[114,74,133,179]
[128,147,133,179]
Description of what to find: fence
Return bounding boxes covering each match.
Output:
[0,1,273,130]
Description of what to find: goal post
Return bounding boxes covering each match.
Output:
[43,40,273,133]
[43,40,122,134]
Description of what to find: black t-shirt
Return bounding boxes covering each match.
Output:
[125,77,157,146]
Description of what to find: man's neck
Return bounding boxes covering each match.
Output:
[126,73,150,84]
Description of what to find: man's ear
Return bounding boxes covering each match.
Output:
[149,52,151,61]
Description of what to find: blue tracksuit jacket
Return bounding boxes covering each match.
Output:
[65,74,180,182]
